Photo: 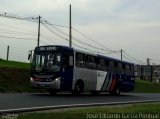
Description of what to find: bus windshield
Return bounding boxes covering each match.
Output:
[32,52,61,72]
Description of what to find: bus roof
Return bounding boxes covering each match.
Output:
[97,54,134,65]
[36,45,134,65]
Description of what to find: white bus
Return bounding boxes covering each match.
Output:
[29,45,135,95]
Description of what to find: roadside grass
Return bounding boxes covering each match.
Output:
[0,58,30,69]
[134,79,160,93]
[0,59,32,92]
[18,103,160,119]
[0,67,32,92]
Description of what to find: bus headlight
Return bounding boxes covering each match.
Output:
[30,77,39,81]
[55,77,61,81]
[30,77,33,82]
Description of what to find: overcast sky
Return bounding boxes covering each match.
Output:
[0,0,160,64]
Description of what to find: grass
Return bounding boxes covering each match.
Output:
[134,79,160,93]
[0,67,32,92]
[18,103,160,119]
[0,59,44,93]
[0,59,31,92]
[0,58,30,69]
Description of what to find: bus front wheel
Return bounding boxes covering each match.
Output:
[48,89,57,95]
[72,81,84,95]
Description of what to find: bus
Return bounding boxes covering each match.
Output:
[29,45,135,95]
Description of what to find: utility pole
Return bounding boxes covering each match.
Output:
[69,4,72,47]
[37,15,41,47]
[6,45,9,61]
[147,58,151,65]
[121,49,123,60]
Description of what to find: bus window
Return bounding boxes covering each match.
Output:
[63,51,73,67]
[35,54,45,71]
[46,53,61,72]
[76,53,85,68]
[108,61,115,73]
[118,63,124,74]
[97,58,107,71]
[131,65,134,75]
[126,64,131,75]
[86,55,96,69]
[114,61,118,73]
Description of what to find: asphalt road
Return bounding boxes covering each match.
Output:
[0,93,160,111]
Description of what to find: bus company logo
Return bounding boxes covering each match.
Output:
[98,73,104,77]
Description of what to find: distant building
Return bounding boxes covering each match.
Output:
[153,65,160,83]
[135,65,160,83]
[135,65,153,82]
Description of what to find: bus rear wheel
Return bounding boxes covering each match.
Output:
[109,87,120,96]
[90,91,100,95]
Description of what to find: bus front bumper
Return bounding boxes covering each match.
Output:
[30,77,61,89]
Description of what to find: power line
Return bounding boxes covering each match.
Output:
[0,29,36,36]
[72,27,115,52]
[45,20,119,54]
[122,54,136,64]
[43,20,69,28]
[122,51,146,65]
[0,12,38,23]
[46,21,114,53]
[44,21,69,36]
[0,35,36,40]
[41,34,69,45]
[0,12,120,55]
[0,22,37,33]
[44,22,120,55]
[73,43,101,54]
[0,12,152,65]
[149,58,160,62]
[42,23,68,41]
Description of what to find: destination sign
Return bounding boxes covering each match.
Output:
[36,46,57,51]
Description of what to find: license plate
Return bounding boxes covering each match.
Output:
[39,84,46,87]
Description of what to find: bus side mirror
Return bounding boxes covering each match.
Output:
[28,50,33,63]
[28,52,31,60]
[69,56,73,66]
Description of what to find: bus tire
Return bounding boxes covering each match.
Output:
[48,89,57,95]
[109,87,120,96]
[90,91,100,95]
[72,81,84,95]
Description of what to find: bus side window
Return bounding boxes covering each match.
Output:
[114,61,118,73]
[86,55,96,70]
[118,63,124,74]
[63,51,73,67]
[76,53,85,68]
[106,60,109,71]
[131,65,134,76]
[97,58,107,71]
[69,56,73,66]
[126,64,131,75]
[108,61,114,73]
[122,64,126,75]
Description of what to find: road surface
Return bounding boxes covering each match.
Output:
[0,93,160,112]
